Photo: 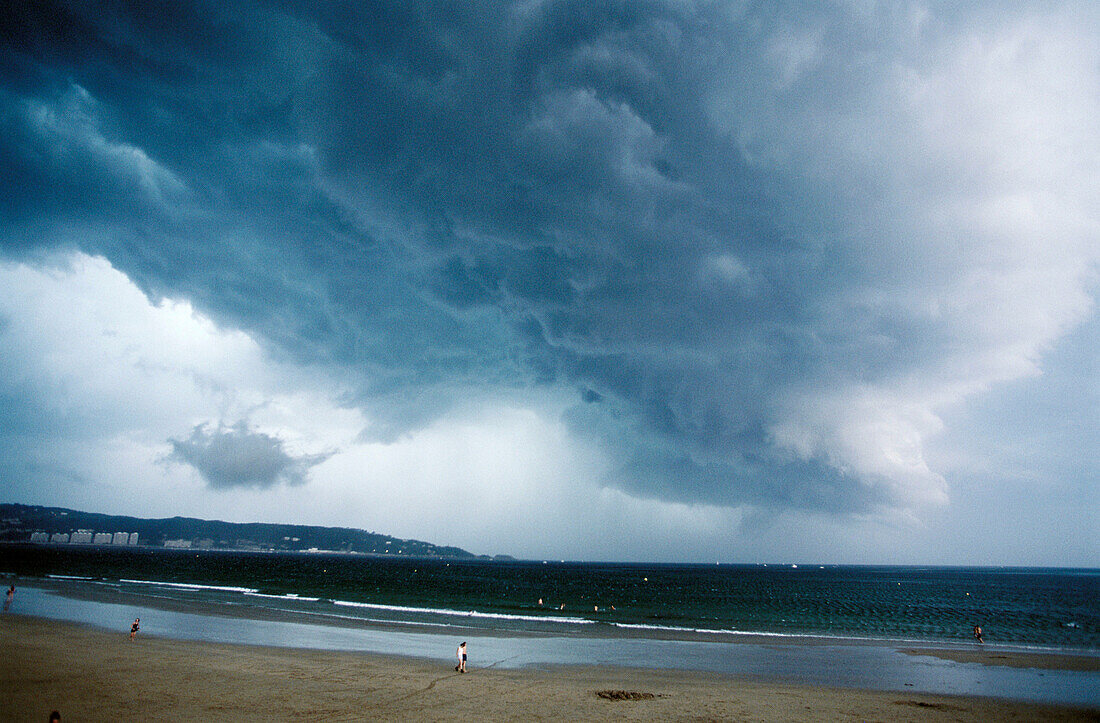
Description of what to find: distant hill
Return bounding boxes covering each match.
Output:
[0,503,475,558]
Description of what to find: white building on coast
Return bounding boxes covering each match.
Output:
[27,528,141,546]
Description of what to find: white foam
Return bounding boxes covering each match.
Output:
[119,578,258,594]
[606,621,945,645]
[331,599,594,625]
[297,609,465,630]
[245,592,322,602]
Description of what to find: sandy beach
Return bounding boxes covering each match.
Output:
[901,648,1100,673]
[3,615,1097,722]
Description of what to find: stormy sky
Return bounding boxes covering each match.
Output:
[1,1,1096,564]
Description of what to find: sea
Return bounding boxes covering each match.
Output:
[4,545,1100,705]
[4,545,1098,650]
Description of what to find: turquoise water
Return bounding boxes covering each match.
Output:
[3,545,1098,651]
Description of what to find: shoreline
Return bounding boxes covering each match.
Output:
[6,581,1100,710]
[26,575,1100,655]
[900,648,1100,673]
[3,615,1098,722]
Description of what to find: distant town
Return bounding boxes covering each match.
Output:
[30,529,140,546]
[1,503,489,558]
[26,529,360,553]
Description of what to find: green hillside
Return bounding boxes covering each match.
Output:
[0,503,473,558]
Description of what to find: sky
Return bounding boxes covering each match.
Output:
[0,1,1096,565]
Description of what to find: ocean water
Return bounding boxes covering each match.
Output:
[3,545,1098,652]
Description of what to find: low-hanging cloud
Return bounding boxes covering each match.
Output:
[1,1,1097,526]
[168,422,333,490]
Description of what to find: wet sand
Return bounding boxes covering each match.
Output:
[901,648,1100,672]
[3,615,1097,722]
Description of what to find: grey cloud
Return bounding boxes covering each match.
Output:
[168,422,332,490]
[2,2,1097,516]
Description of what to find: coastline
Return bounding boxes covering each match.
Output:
[3,615,1098,722]
[27,575,1100,655]
[5,580,1100,712]
[900,648,1100,673]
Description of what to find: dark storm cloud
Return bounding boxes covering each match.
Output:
[168,422,332,490]
[2,2,1096,513]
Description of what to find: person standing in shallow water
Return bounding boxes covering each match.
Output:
[4,584,13,611]
[456,642,467,673]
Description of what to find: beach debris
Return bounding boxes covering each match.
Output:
[595,690,656,701]
[895,700,967,713]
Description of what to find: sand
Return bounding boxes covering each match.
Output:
[2,615,1097,722]
[901,648,1100,673]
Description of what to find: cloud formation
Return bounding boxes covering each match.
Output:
[168,421,333,489]
[0,1,1097,561]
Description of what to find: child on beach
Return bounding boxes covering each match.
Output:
[4,584,13,611]
[130,618,140,640]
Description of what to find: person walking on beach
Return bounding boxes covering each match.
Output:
[4,584,13,611]
[130,618,140,640]
[456,642,467,673]
[973,625,984,644]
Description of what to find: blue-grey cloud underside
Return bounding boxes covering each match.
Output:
[1,1,1096,515]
